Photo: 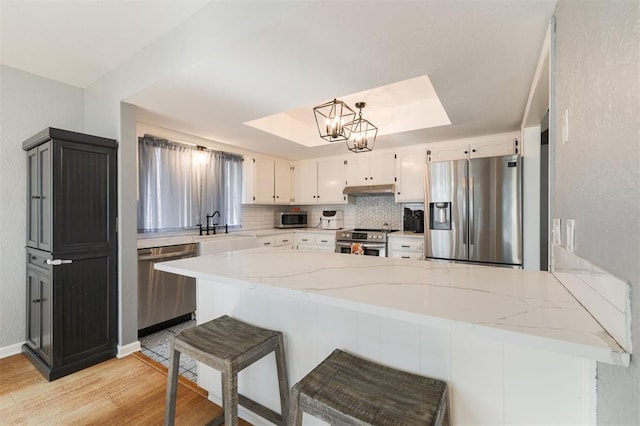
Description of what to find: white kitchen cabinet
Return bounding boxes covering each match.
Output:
[345,152,395,186]
[256,232,294,249]
[427,138,518,163]
[274,161,292,204]
[243,156,292,205]
[395,149,426,202]
[275,233,295,249]
[293,159,347,205]
[295,232,336,252]
[256,235,276,247]
[388,235,424,260]
[293,162,318,204]
[469,138,518,159]
[317,158,347,204]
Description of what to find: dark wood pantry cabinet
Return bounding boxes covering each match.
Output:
[22,128,118,381]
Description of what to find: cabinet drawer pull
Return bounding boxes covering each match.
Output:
[401,245,410,248]
[282,239,289,243]
[301,238,309,242]
[46,259,73,266]
[320,240,328,243]
[31,195,41,199]
[32,298,41,304]
[401,256,410,259]
[30,255,37,261]
[263,242,271,246]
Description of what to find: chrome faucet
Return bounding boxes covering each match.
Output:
[205,211,220,235]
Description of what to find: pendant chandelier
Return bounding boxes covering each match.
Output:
[313,99,378,153]
[344,102,377,153]
[312,98,356,143]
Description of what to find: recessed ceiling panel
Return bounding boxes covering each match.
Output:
[244,75,451,147]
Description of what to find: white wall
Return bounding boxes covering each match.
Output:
[522,125,541,270]
[553,1,640,423]
[0,65,84,355]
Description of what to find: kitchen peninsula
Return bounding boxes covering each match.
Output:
[156,248,628,425]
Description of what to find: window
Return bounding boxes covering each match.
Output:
[137,135,242,232]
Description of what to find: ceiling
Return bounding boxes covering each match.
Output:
[0,0,556,160]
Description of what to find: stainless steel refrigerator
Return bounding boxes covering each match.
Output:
[424,154,522,267]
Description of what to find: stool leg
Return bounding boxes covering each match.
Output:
[274,334,290,425]
[222,366,239,426]
[289,385,303,426]
[164,339,181,426]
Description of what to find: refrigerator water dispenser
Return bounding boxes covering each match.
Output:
[429,202,452,230]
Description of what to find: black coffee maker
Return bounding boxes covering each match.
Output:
[412,210,425,233]
[403,208,415,231]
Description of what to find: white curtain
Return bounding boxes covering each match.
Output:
[137,135,242,232]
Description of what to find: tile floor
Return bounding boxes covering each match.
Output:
[139,319,198,382]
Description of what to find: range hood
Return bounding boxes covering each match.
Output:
[342,184,396,196]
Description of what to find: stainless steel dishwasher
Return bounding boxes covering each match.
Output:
[137,243,197,333]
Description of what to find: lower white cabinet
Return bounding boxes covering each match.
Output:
[295,232,336,253]
[388,235,424,260]
[257,233,294,249]
[256,231,337,252]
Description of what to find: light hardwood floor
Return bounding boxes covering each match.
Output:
[0,352,251,425]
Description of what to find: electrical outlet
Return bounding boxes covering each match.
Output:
[566,219,576,252]
[552,218,562,246]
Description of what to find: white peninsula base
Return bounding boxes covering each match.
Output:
[196,280,595,426]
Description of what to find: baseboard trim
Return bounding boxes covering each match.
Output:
[0,342,25,359]
[117,341,141,358]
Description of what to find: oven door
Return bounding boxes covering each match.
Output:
[335,241,387,257]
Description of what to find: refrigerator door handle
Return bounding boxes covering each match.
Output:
[469,176,474,245]
[462,177,468,245]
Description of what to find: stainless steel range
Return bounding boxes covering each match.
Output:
[335,229,398,257]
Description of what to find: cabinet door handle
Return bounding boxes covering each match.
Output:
[46,259,73,266]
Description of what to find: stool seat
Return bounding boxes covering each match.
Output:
[164,315,290,426]
[290,349,448,426]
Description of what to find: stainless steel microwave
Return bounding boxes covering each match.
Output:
[275,211,308,228]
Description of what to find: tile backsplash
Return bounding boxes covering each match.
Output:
[354,196,423,230]
[242,197,423,231]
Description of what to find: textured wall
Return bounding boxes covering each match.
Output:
[0,66,84,351]
[553,1,640,423]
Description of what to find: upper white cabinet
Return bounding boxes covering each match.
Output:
[317,158,347,203]
[274,161,292,204]
[427,138,518,163]
[395,149,426,202]
[293,161,318,204]
[345,152,395,186]
[293,158,347,205]
[243,156,292,205]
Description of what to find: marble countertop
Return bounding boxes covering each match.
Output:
[156,248,629,366]
[388,231,424,238]
[137,227,336,248]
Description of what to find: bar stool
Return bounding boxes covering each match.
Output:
[290,349,449,425]
[164,315,290,426]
